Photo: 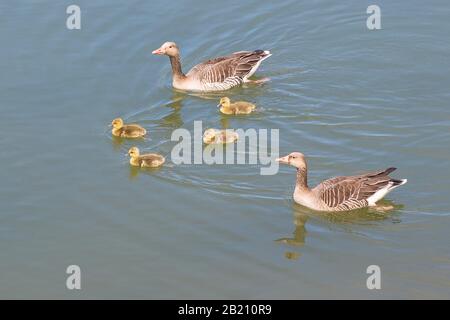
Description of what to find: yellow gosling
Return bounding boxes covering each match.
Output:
[111,118,147,138]
[218,97,256,115]
[127,147,165,168]
[203,128,239,144]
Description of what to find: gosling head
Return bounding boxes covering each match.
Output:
[111,118,124,129]
[276,152,307,170]
[203,129,217,144]
[152,41,179,57]
[128,146,140,158]
[218,97,231,108]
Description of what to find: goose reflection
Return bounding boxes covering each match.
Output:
[275,204,308,261]
[158,92,185,129]
[277,200,404,261]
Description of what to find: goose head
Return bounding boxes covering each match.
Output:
[152,42,179,57]
[276,152,307,170]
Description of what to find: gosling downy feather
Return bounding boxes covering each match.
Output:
[128,147,165,168]
[203,129,239,144]
[111,118,146,138]
[218,97,256,115]
[277,152,407,212]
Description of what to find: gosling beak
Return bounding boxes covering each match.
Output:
[275,155,290,164]
[152,48,164,55]
[217,104,221,108]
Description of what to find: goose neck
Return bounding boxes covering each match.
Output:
[169,55,185,79]
[296,168,309,191]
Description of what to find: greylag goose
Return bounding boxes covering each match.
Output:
[218,97,256,115]
[203,129,239,144]
[111,118,147,138]
[127,147,165,168]
[276,152,407,212]
[152,42,271,92]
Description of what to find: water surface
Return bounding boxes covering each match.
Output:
[1,0,449,298]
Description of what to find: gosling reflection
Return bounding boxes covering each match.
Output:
[128,162,165,180]
[219,116,230,129]
[129,165,140,180]
[111,135,126,150]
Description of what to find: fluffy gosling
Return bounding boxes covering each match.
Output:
[218,97,256,115]
[127,147,165,168]
[111,118,146,138]
[203,128,239,144]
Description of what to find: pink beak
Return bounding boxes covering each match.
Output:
[152,48,164,55]
[275,155,290,164]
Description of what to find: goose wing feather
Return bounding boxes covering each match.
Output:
[186,50,270,84]
[313,168,397,210]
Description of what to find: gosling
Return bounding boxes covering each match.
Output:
[111,118,146,138]
[127,147,165,168]
[218,97,256,115]
[203,129,239,144]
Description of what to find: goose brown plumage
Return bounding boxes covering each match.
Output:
[277,152,407,212]
[111,118,146,138]
[152,42,271,92]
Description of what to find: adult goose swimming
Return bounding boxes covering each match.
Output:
[152,41,271,92]
[277,152,407,212]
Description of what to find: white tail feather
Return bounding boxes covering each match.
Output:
[367,179,407,206]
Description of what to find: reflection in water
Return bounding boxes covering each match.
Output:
[284,252,301,260]
[275,205,309,261]
[111,136,125,150]
[111,136,147,150]
[276,208,308,247]
[159,91,186,129]
[129,165,140,180]
[219,116,230,129]
[291,199,403,224]
[128,164,164,180]
[277,200,404,261]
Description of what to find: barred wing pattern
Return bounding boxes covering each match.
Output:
[186,50,271,91]
[313,168,398,211]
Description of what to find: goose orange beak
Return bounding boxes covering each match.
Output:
[152,48,164,55]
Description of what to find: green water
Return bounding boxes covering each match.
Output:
[1,0,449,298]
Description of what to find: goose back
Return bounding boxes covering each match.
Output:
[311,167,403,211]
[185,50,271,91]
